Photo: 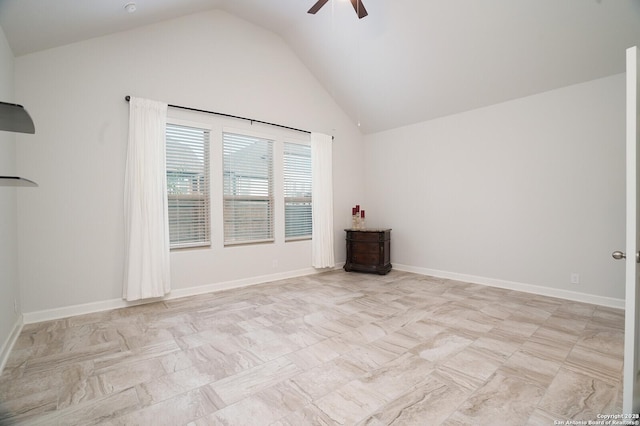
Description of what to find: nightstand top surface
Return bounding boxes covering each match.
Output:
[344,228,391,232]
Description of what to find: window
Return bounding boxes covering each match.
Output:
[284,142,312,240]
[166,123,210,249]
[223,132,274,245]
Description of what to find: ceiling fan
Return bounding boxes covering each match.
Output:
[308,0,368,19]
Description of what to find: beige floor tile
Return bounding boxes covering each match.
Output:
[314,379,388,424]
[271,403,337,426]
[285,339,341,370]
[290,357,366,400]
[447,373,545,426]
[564,344,623,385]
[537,368,618,420]
[441,346,503,382]
[526,408,563,425]
[360,352,434,400]
[108,387,215,426]
[96,357,167,395]
[432,365,486,395]
[363,375,467,425]
[590,306,625,330]
[411,330,474,363]
[0,389,58,423]
[207,357,301,405]
[522,329,575,362]
[31,387,141,426]
[498,350,562,387]
[470,335,520,361]
[575,325,624,358]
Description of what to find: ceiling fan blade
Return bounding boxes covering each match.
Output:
[308,0,330,14]
[349,0,368,19]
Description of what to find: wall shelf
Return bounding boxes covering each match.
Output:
[0,101,35,134]
[0,176,38,187]
[0,101,38,187]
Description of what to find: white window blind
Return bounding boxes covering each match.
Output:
[284,142,312,240]
[223,132,274,245]
[166,123,210,249]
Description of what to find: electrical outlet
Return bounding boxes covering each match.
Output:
[272,259,278,268]
[571,273,580,285]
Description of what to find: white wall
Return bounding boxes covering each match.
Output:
[365,74,626,303]
[0,24,21,366]
[15,10,364,315]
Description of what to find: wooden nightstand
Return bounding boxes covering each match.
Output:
[344,228,392,275]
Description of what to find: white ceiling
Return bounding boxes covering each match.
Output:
[1,0,639,134]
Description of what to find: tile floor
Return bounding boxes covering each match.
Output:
[0,270,625,425]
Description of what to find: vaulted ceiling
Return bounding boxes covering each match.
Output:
[1,0,639,134]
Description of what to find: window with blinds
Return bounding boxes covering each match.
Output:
[223,132,274,245]
[166,123,210,249]
[284,142,312,240]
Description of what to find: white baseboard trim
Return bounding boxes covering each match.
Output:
[393,264,625,309]
[24,262,619,325]
[1,315,24,374]
[167,267,322,300]
[22,266,338,325]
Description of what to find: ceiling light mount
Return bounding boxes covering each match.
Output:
[124,2,137,13]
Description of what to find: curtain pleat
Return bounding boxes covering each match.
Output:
[123,97,171,301]
[311,132,335,268]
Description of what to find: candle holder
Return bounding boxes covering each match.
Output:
[352,207,358,229]
[351,205,366,229]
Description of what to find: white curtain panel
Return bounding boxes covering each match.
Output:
[311,132,335,268]
[123,97,171,301]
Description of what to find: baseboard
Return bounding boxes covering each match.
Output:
[393,264,625,309]
[18,262,623,327]
[167,267,322,300]
[22,266,338,325]
[0,315,24,374]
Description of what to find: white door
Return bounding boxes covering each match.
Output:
[623,45,640,414]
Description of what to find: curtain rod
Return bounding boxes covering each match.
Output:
[124,95,321,137]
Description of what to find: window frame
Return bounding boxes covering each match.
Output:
[283,140,312,242]
[165,118,212,250]
[222,130,275,246]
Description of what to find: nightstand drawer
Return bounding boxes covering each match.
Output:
[351,241,380,255]
[348,231,387,242]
